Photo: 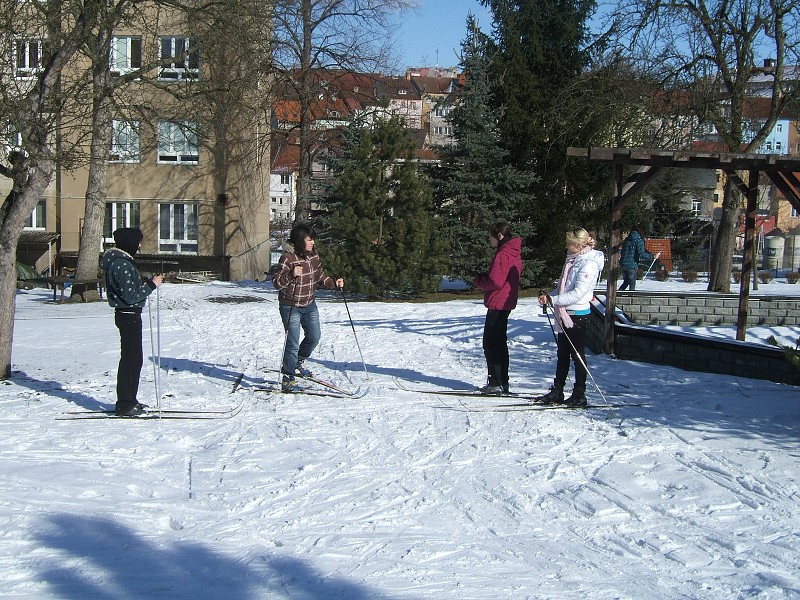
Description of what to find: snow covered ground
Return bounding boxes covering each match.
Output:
[2,278,799,599]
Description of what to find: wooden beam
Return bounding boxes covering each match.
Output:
[767,171,800,215]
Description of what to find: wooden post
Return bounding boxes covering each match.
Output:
[737,168,758,341]
[604,163,624,355]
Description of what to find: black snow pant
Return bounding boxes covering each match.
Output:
[483,309,511,391]
[554,314,588,392]
[115,308,144,413]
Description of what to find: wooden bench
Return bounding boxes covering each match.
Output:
[41,277,105,303]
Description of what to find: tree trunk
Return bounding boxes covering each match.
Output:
[707,178,741,293]
[72,36,114,302]
[0,169,56,379]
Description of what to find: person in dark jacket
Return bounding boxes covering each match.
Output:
[473,221,522,394]
[272,223,343,392]
[100,228,163,416]
[618,224,654,291]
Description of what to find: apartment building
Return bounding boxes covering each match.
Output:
[8,4,271,281]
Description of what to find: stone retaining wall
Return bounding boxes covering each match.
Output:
[584,294,800,386]
[615,291,800,327]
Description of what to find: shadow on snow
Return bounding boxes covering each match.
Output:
[33,513,397,600]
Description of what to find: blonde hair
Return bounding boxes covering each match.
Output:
[565,227,590,248]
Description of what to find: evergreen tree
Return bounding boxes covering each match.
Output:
[481,0,607,279]
[428,15,540,286]
[317,117,448,297]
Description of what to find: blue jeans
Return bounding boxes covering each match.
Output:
[279,302,321,376]
[618,267,638,291]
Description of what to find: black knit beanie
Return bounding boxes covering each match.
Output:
[113,228,143,256]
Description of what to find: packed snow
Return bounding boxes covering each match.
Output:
[2,277,799,599]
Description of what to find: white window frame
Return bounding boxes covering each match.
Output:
[110,120,141,162]
[280,173,291,185]
[159,36,199,80]
[158,202,198,254]
[103,201,141,244]
[157,120,199,164]
[14,39,44,79]
[691,200,701,216]
[24,199,46,229]
[110,36,142,76]
[3,124,22,155]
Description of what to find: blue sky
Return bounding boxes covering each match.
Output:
[395,0,492,70]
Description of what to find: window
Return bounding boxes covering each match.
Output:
[24,199,46,229]
[280,174,290,185]
[14,39,45,78]
[158,202,198,253]
[103,202,140,242]
[776,141,782,152]
[157,120,199,163]
[691,200,701,216]
[792,206,799,218]
[434,126,442,135]
[110,120,140,162]
[110,36,142,76]
[3,124,22,154]
[159,36,199,80]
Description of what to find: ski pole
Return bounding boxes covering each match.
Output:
[543,303,608,405]
[340,287,369,377]
[278,304,293,386]
[642,252,661,282]
[148,297,160,410]
[539,291,558,344]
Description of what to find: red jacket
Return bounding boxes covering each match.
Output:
[473,237,522,311]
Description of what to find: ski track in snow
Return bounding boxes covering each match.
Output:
[1,281,799,599]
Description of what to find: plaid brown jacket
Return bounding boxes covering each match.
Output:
[273,250,336,307]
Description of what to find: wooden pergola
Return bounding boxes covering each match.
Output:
[567,147,800,354]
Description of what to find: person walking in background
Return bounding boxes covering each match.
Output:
[536,227,604,406]
[101,228,163,416]
[273,223,344,392]
[473,221,522,394]
[618,224,654,291]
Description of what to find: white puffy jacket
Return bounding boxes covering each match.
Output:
[549,249,604,312]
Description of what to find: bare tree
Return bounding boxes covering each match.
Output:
[609,0,800,291]
[71,0,274,296]
[0,0,100,378]
[271,0,415,222]
[71,0,150,300]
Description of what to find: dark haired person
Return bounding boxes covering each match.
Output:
[272,223,344,391]
[473,221,522,394]
[618,224,653,291]
[100,228,163,416]
[536,227,604,406]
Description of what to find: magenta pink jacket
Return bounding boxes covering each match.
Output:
[473,237,522,311]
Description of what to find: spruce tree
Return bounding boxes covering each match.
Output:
[317,117,448,297]
[428,15,540,286]
[481,0,605,279]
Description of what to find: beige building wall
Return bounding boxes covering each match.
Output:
[9,3,271,281]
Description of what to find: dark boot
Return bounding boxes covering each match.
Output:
[536,384,564,405]
[565,385,587,407]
